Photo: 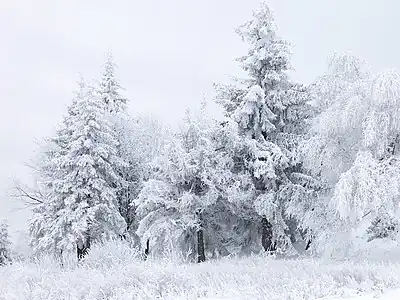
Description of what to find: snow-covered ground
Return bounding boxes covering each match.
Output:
[323,289,400,299]
[1,242,400,300]
[205,290,400,300]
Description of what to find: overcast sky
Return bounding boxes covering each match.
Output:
[0,0,398,239]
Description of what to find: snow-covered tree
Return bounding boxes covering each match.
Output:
[332,71,400,220]
[29,76,89,255]
[205,118,264,256]
[96,52,144,243]
[98,52,128,114]
[293,54,371,253]
[310,52,370,113]
[302,61,400,255]
[30,79,126,259]
[136,104,219,262]
[214,2,314,254]
[113,114,171,244]
[0,221,11,266]
[97,54,133,240]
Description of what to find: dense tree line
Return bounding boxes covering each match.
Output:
[5,1,400,263]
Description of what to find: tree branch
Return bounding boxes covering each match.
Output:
[11,179,44,206]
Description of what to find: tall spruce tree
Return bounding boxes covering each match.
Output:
[214,2,314,254]
[30,79,126,259]
[98,52,128,114]
[97,53,139,242]
[29,77,88,256]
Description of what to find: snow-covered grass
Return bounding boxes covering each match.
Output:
[1,241,400,300]
[323,289,400,299]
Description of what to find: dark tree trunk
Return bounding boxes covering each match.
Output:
[261,217,276,252]
[196,210,206,263]
[144,239,150,260]
[305,239,312,251]
[59,249,64,267]
[197,228,206,263]
[77,237,90,261]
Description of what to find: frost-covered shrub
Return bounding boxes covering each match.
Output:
[366,215,399,242]
[2,255,400,299]
[80,240,141,270]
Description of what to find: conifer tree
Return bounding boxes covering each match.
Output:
[29,76,88,256]
[97,53,139,242]
[136,104,218,262]
[214,2,314,253]
[98,52,128,114]
[30,79,126,259]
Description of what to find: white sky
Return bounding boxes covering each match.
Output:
[0,0,398,239]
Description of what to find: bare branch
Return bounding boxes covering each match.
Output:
[362,204,384,220]
[14,186,43,204]
[11,179,45,207]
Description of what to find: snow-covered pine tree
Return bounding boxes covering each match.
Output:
[96,53,141,243]
[0,221,11,266]
[98,52,128,114]
[204,118,264,256]
[180,102,221,262]
[214,2,315,254]
[29,76,89,256]
[135,103,218,262]
[30,79,126,259]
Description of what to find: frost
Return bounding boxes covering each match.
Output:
[2,242,400,300]
[0,221,11,266]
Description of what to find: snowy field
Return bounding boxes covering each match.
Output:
[323,289,400,300]
[1,242,400,300]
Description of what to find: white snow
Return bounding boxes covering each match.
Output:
[2,241,400,300]
[322,288,400,299]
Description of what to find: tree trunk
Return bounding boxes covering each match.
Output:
[144,239,150,260]
[305,239,312,251]
[59,249,64,267]
[196,210,206,263]
[77,236,90,261]
[261,217,276,252]
[197,228,206,263]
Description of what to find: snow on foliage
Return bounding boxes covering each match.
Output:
[30,79,126,254]
[112,113,170,242]
[17,0,400,275]
[366,214,399,242]
[98,52,128,114]
[2,242,400,300]
[310,52,371,112]
[214,1,315,253]
[136,103,219,259]
[0,221,11,266]
[302,54,400,255]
